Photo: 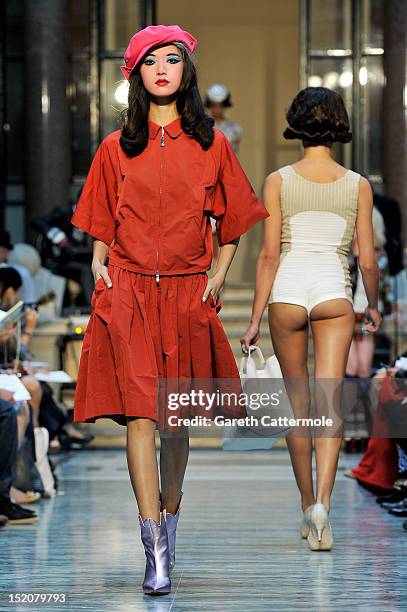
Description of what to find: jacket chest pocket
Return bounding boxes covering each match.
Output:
[192,184,215,216]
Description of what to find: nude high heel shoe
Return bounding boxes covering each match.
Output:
[307,503,333,551]
[300,504,314,539]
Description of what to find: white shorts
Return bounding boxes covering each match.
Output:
[269,251,353,316]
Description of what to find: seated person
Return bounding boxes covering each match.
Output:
[31,195,94,306]
[0,385,38,524]
[0,268,93,461]
[0,229,37,306]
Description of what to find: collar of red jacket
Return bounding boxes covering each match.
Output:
[148,116,183,140]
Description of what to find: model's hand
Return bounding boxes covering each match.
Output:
[202,272,224,305]
[92,260,112,288]
[363,306,382,333]
[0,389,15,404]
[240,322,260,353]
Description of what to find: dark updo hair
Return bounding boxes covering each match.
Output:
[283,87,352,146]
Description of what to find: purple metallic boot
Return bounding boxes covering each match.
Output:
[139,512,171,596]
[163,492,183,571]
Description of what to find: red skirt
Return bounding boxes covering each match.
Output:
[73,264,243,429]
[351,438,399,494]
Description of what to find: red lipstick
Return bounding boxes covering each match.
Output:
[155,79,169,86]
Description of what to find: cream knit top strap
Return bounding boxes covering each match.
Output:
[277,165,361,257]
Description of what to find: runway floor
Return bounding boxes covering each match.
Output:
[1,449,405,612]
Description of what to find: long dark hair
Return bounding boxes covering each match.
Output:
[283,86,352,146]
[120,43,214,157]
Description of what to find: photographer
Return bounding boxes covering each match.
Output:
[31,196,94,306]
[0,266,38,359]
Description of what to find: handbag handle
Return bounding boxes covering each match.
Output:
[239,345,266,375]
[248,345,266,368]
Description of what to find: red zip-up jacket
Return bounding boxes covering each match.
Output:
[71,116,269,279]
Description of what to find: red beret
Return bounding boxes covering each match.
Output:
[120,25,197,80]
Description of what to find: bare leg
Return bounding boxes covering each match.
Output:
[126,417,160,522]
[21,376,42,428]
[310,299,355,512]
[346,335,374,377]
[355,336,375,377]
[159,430,189,514]
[268,303,315,511]
[346,339,359,376]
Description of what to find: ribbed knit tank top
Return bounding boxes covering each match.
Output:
[278,165,360,260]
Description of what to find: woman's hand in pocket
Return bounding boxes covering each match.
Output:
[92,260,112,288]
[202,272,224,305]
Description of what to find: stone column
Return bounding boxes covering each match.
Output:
[0,2,5,230]
[24,0,70,242]
[383,0,407,249]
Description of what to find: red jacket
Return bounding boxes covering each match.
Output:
[71,116,269,278]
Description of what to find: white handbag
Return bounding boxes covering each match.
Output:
[222,346,292,451]
[34,427,56,497]
[239,345,282,380]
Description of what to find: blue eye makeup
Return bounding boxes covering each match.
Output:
[142,54,182,66]
[166,54,182,64]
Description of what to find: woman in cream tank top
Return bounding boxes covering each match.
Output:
[241,87,382,552]
[269,164,360,313]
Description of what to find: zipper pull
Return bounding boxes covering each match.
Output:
[156,271,160,284]
[160,126,165,147]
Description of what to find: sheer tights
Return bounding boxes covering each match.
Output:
[126,417,188,522]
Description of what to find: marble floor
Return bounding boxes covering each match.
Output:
[0,449,405,612]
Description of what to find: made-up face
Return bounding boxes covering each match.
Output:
[139,44,184,97]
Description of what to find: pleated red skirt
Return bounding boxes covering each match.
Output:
[73,263,243,429]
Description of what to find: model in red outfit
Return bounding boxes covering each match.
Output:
[71,25,268,595]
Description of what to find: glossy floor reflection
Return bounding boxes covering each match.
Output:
[0,449,405,612]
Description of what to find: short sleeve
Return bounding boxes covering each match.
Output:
[213,134,269,246]
[10,264,36,303]
[71,137,119,245]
